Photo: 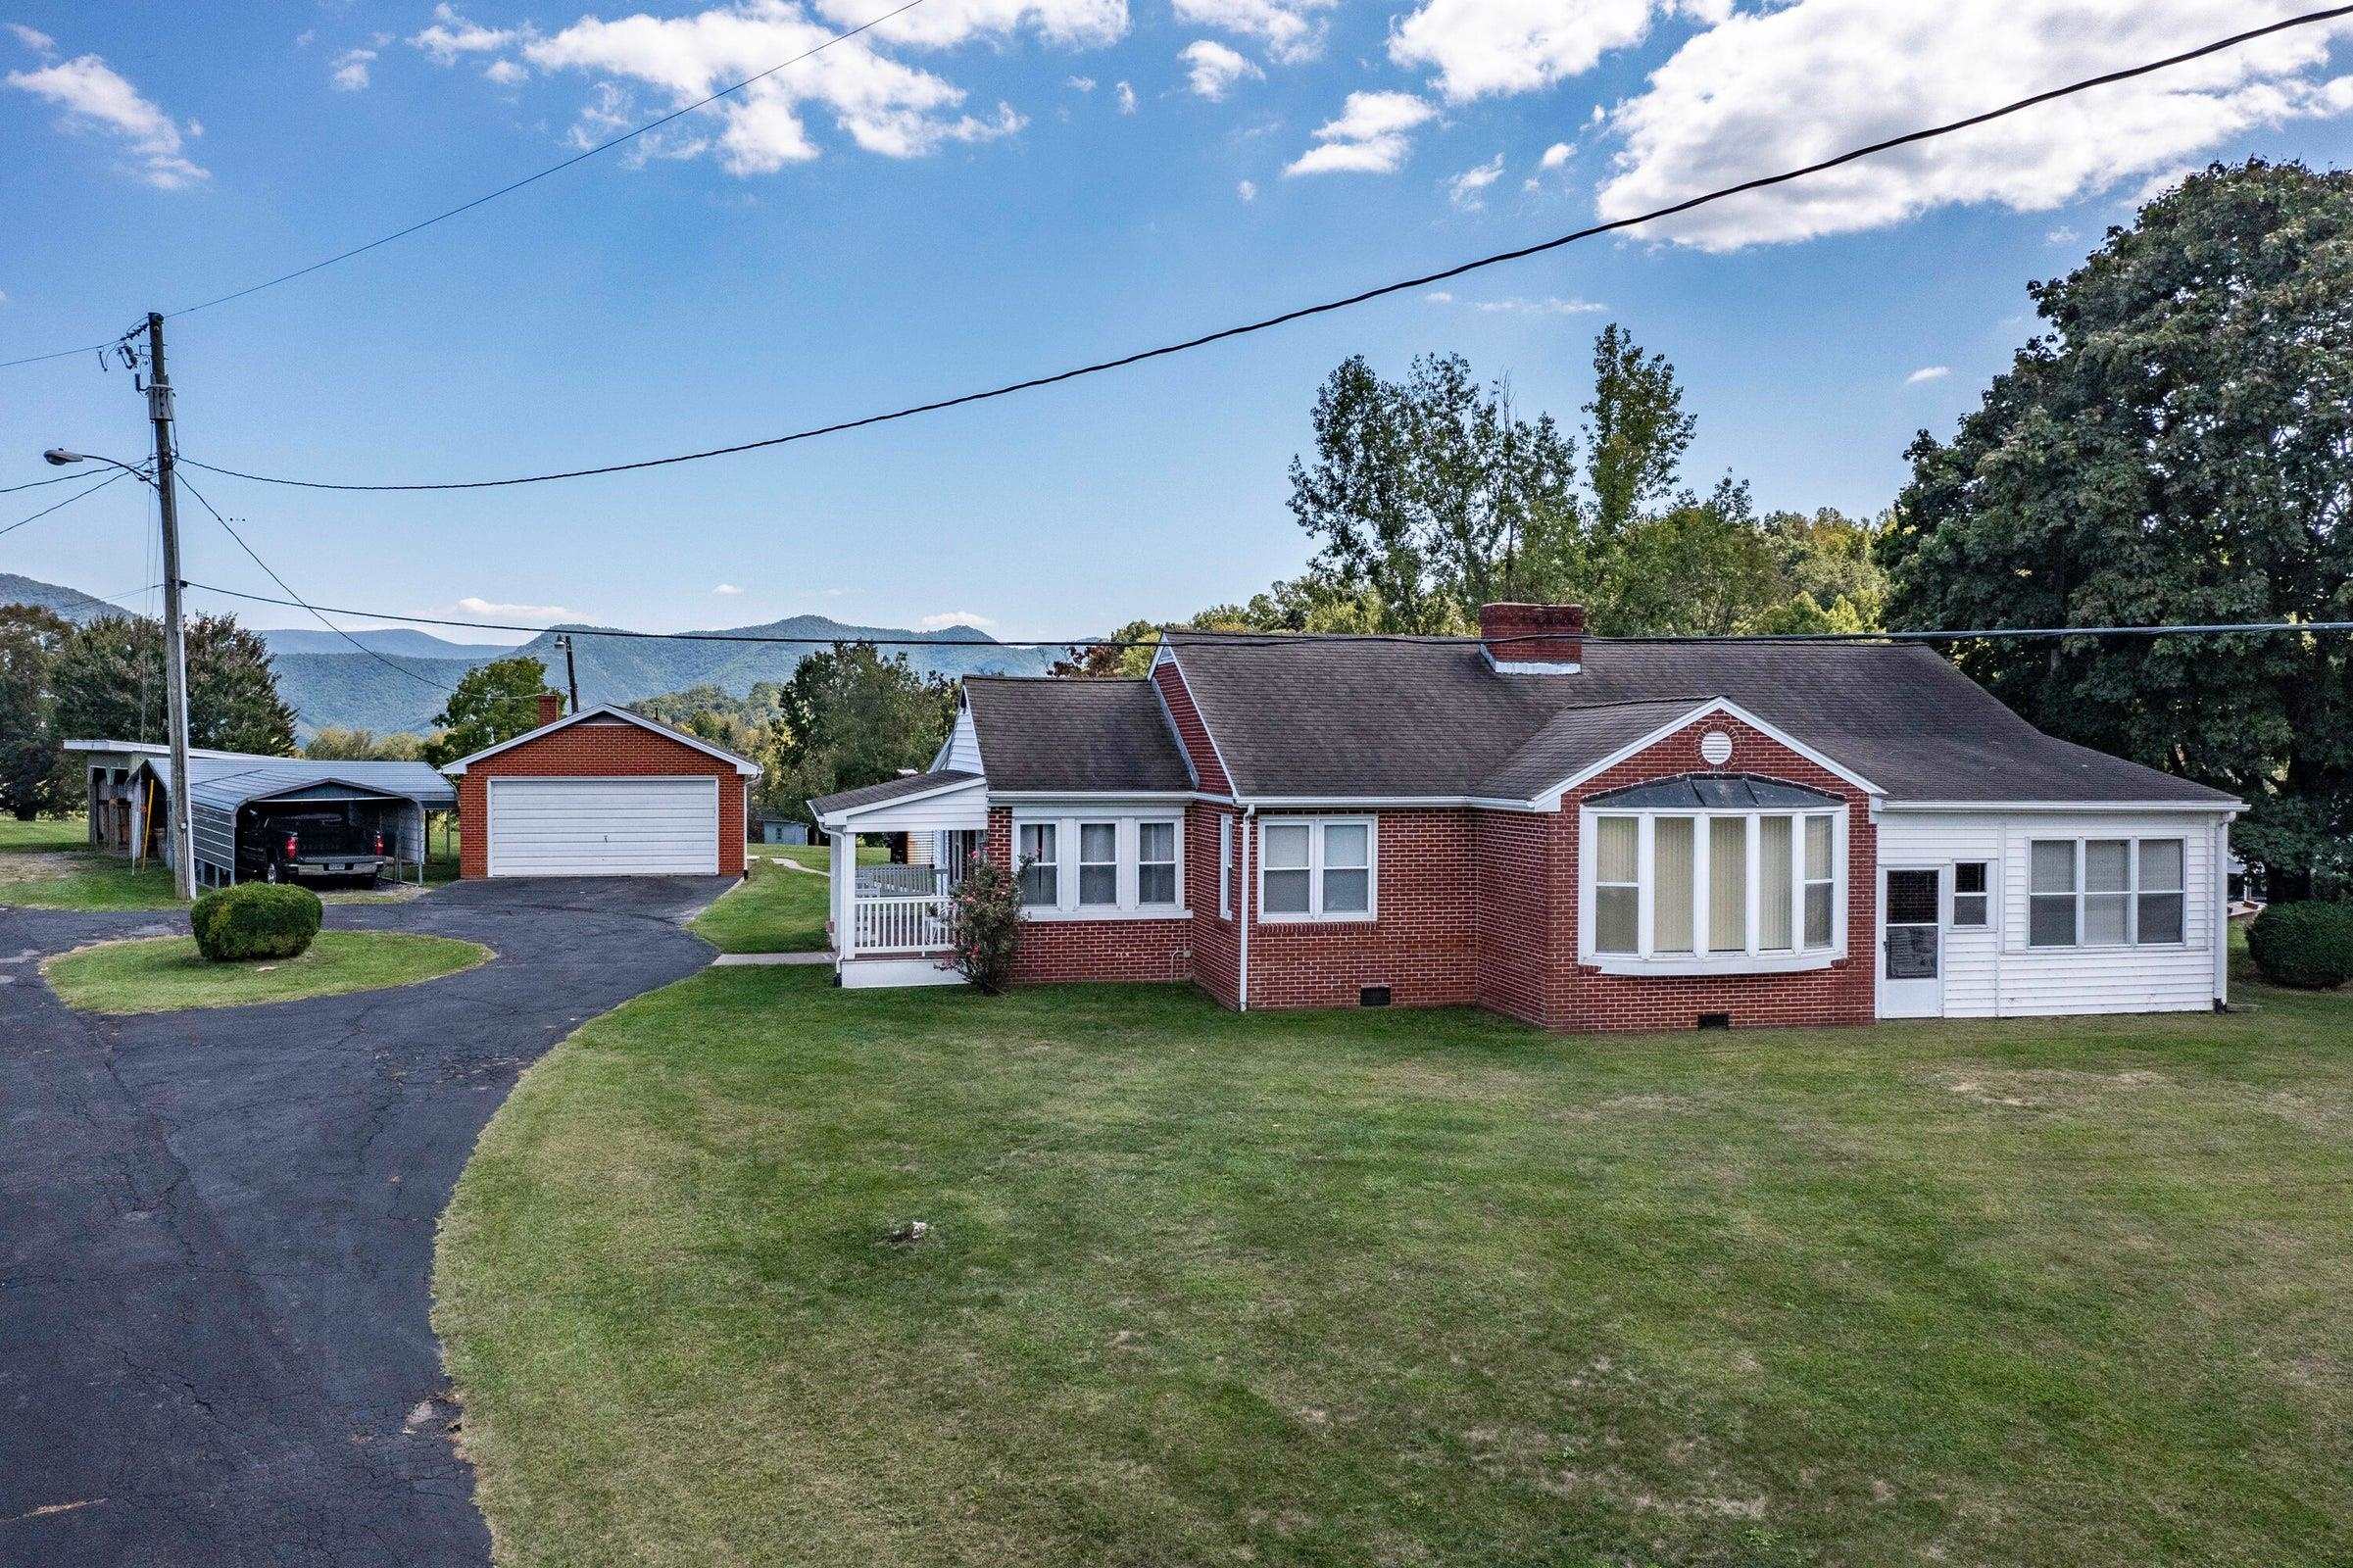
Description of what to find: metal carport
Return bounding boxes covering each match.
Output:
[132,756,458,888]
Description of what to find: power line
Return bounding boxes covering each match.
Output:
[177,4,2353,494]
[0,465,146,540]
[178,579,2353,650]
[0,0,937,372]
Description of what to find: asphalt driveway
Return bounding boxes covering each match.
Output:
[0,876,732,1567]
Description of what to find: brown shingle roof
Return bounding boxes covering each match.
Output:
[962,678,1195,793]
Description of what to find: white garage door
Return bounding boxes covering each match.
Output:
[485,776,719,877]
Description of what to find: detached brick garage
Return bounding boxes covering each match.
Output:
[445,698,757,878]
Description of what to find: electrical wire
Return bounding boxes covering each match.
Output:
[176,580,2353,650]
[0,467,114,495]
[0,0,938,371]
[0,465,146,540]
[175,3,2353,493]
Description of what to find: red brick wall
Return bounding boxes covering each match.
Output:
[1151,657,1230,796]
[988,807,1194,985]
[1471,808,1566,1027]
[1240,808,1481,1011]
[1189,803,1242,1008]
[1551,713,1876,1031]
[457,718,747,878]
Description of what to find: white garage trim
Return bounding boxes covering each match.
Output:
[485,775,720,877]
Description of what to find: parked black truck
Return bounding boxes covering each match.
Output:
[235,810,393,885]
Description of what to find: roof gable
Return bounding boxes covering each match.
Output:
[441,705,760,776]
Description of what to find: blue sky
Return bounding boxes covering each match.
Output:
[4,1,2350,646]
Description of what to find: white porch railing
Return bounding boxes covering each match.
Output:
[853,893,954,954]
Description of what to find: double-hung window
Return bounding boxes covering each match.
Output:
[1952,861,1989,928]
[1258,816,1377,921]
[1216,816,1234,919]
[1013,812,1186,917]
[1586,797,1843,968]
[1017,822,1057,907]
[2029,837,2185,948]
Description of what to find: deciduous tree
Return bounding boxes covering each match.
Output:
[52,612,298,756]
[421,657,551,768]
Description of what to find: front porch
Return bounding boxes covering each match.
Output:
[808,769,990,988]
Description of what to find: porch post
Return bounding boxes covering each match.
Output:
[830,830,855,971]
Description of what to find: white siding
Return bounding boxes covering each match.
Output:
[1876,809,2230,1018]
[937,709,982,774]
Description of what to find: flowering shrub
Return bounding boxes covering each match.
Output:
[948,857,1023,994]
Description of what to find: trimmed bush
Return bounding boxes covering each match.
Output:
[2246,901,2353,990]
[190,882,323,963]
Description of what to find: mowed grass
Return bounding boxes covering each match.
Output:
[435,959,2353,1568]
[0,814,181,909]
[42,930,491,1013]
[692,857,832,954]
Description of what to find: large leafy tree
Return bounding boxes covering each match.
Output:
[1584,321,1696,541]
[1882,160,2353,894]
[421,656,551,768]
[0,605,73,819]
[52,612,298,756]
[770,645,956,822]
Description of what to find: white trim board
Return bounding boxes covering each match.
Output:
[443,705,760,776]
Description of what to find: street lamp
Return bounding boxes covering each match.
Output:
[42,443,195,899]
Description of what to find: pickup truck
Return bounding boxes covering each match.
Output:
[239,812,392,885]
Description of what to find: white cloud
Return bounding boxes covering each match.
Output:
[454,596,573,620]
[712,583,746,595]
[517,2,1037,172]
[1283,90,1434,176]
[1905,365,1950,384]
[6,23,54,52]
[1446,152,1503,209]
[484,58,528,85]
[917,611,995,629]
[1236,176,1256,200]
[2045,224,2078,243]
[810,0,1127,51]
[1392,0,1726,103]
[1538,140,1572,170]
[1424,289,1452,302]
[1172,0,1333,65]
[1114,78,1136,113]
[1067,74,1095,91]
[411,4,527,64]
[1180,39,1260,101]
[330,47,376,91]
[6,54,208,186]
[1597,0,2353,250]
[1473,295,1605,315]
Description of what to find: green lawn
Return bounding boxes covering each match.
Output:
[0,813,459,909]
[435,959,2353,1568]
[756,840,886,871]
[0,816,92,852]
[41,930,491,1013]
[691,857,831,954]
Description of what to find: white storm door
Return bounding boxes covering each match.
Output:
[485,776,718,876]
[1878,865,1943,1018]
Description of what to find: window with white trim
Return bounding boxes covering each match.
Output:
[2029,837,2185,948]
[1952,861,1989,928]
[1139,821,1179,906]
[1017,822,1056,906]
[1586,805,1843,966]
[1257,816,1378,921]
[1217,816,1233,919]
[1011,811,1187,918]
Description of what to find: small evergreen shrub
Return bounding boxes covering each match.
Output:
[947,858,1023,995]
[190,882,323,962]
[2246,901,2353,990]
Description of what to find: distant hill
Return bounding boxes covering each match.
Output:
[256,627,519,661]
[0,572,119,624]
[2,574,1060,736]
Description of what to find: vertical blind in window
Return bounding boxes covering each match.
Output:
[1653,816,1694,954]
[1759,815,1793,951]
[1708,815,1747,953]
[1594,816,1639,954]
[1803,815,1834,948]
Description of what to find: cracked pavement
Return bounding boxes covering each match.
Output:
[0,876,731,1567]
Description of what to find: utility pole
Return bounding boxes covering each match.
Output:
[554,632,580,714]
[144,311,196,901]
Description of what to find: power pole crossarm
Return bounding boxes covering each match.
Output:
[146,312,197,901]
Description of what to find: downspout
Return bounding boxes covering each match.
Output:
[1238,804,1254,1012]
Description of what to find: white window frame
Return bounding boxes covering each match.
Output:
[1578,804,1847,975]
[1010,808,1190,921]
[1951,860,1991,929]
[2025,836,2190,950]
[1137,819,1181,908]
[1254,815,1379,924]
[1217,815,1233,920]
[1016,821,1058,908]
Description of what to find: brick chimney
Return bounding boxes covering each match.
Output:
[537,691,564,726]
[1479,602,1585,671]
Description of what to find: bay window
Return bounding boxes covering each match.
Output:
[2028,837,2185,948]
[1257,816,1379,922]
[1584,791,1844,970]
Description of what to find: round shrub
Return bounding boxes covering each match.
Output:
[190,882,323,963]
[2246,901,2353,990]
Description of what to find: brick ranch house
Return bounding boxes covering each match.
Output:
[810,604,2242,1031]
